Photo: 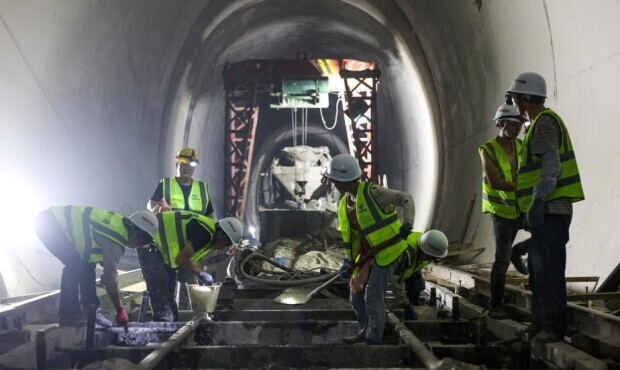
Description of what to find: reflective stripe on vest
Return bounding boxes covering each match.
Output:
[337,182,407,267]
[478,137,522,220]
[163,178,211,214]
[50,206,127,264]
[153,211,216,268]
[516,109,584,212]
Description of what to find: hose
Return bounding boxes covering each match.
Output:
[238,251,338,287]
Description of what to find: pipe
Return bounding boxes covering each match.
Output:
[85,304,97,349]
[386,311,441,369]
[138,313,207,369]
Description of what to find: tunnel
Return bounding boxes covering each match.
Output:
[1,2,619,366]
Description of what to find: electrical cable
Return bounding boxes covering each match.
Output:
[319,97,341,130]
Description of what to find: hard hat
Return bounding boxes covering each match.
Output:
[324,154,362,182]
[176,147,199,166]
[219,217,244,245]
[506,72,547,98]
[418,230,449,258]
[493,104,523,123]
[128,210,159,238]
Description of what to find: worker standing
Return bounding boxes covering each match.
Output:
[478,104,529,319]
[391,230,449,320]
[507,72,584,343]
[322,154,415,344]
[140,212,243,321]
[34,206,158,329]
[146,147,214,310]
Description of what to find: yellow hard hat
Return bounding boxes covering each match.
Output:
[176,147,199,166]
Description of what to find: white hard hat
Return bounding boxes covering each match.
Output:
[494,104,523,123]
[324,154,362,182]
[219,217,244,245]
[419,230,449,258]
[507,72,547,98]
[128,210,159,238]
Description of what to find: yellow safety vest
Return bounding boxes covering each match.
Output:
[153,211,216,268]
[516,108,584,212]
[399,232,431,279]
[50,206,127,263]
[337,182,408,267]
[478,137,522,220]
[162,177,211,214]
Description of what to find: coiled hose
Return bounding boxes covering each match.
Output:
[238,250,338,287]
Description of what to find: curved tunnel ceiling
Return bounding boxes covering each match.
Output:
[1,0,619,297]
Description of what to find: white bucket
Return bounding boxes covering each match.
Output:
[186,283,222,313]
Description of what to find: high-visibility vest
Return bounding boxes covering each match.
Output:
[478,137,522,220]
[153,211,215,268]
[399,232,431,279]
[50,206,127,263]
[516,108,584,212]
[337,182,408,267]
[162,178,211,214]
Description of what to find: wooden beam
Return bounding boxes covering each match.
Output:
[566,292,620,301]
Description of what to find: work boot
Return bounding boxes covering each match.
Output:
[510,251,529,275]
[95,310,113,328]
[516,324,540,338]
[403,304,418,321]
[342,333,365,344]
[488,305,509,320]
[533,330,562,343]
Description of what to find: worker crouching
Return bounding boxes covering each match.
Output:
[138,211,243,321]
[34,206,158,329]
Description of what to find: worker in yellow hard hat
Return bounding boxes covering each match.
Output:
[144,147,214,310]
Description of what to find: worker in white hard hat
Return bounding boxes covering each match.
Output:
[478,103,529,319]
[507,72,584,343]
[146,147,214,310]
[34,207,158,330]
[140,212,243,322]
[390,230,449,321]
[322,153,415,344]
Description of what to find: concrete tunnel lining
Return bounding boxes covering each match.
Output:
[162,0,439,236]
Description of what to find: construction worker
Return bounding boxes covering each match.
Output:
[507,72,584,343]
[391,230,449,320]
[478,103,529,319]
[147,147,214,310]
[322,154,415,344]
[140,212,243,321]
[34,206,158,328]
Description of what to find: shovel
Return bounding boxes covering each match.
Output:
[274,250,378,305]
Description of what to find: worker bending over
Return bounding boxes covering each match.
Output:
[323,154,415,345]
[391,230,449,320]
[140,211,243,321]
[507,72,584,343]
[478,103,529,319]
[34,206,158,329]
[147,147,214,309]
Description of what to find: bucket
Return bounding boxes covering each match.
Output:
[186,283,222,313]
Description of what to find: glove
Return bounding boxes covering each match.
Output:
[199,271,213,286]
[339,258,352,279]
[399,223,413,239]
[115,307,129,331]
[526,198,545,229]
[403,304,417,321]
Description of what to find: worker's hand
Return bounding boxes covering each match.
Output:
[227,245,238,256]
[115,308,129,332]
[399,223,413,239]
[339,258,352,279]
[158,199,172,212]
[199,271,214,286]
[526,198,545,229]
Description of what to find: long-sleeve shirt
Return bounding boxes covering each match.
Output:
[94,232,123,295]
[346,184,416,225]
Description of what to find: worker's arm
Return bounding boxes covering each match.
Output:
[96,234,124,311]
[370,185,415,225]
[147,181,171,212]
[176,242,203,276]
[530,115,562,200]
[479,150,515,191]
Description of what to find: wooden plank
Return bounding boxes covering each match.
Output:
[446,248,485,257]
[566,292,620,301]
[506,276,600,284]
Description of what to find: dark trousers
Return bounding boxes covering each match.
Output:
[404,272,425,305]
[490,215,527,306]
[137,247,178,322]
[528,214,571,335]
[34,210,99,322]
